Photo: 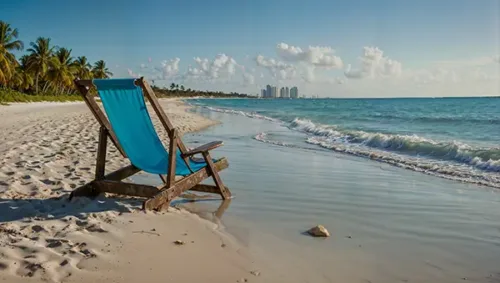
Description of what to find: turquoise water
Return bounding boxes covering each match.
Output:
[166,108,500,283]
[189,98,500,188]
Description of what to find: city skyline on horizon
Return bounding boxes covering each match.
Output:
[261,84,299,99]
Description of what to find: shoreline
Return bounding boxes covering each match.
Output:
[0,100,297,283]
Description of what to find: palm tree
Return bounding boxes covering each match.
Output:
[47,48,75,93]
[175,84,179,90]
[73,56,92,79]
[170,83,175,90]
[92,60,113,79]
[180,85,185,91]
[26,37,56,93]
[10,55,33,90]
[0,21,23,86]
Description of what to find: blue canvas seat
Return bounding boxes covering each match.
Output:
[94,79,206,175]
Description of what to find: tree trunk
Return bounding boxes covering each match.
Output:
[35,75,39,94]
[42,81,50,93]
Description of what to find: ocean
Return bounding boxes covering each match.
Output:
[190,97,500,189]
[139,98,500,282]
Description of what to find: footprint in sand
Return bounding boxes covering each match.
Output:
[85,224,107,233]
[16,260,44,278]
[0,262,8,270]
[46,239,66,249]
[31,225,47,233]
[40,179,58,186]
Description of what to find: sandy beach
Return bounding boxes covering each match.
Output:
[0,100,300,283]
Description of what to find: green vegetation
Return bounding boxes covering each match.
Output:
[0,88,82,104]
[0,20,111,104]
[0,20,251,104]
[152,85,250,98]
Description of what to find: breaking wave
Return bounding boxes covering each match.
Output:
[289,118,500,173]
[200,105,500,188]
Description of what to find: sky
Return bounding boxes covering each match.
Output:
[1,0,499,97]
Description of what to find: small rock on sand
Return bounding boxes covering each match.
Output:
[307,225,330,237]
[250,270,260,276]
[174,240,185,245]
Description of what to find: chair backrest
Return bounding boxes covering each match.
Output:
[93,79,180,175]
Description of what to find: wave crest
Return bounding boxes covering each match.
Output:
[290,118,500,172]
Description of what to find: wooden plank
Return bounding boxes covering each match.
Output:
[203,152,232,199]
[94,180,158,198]
[182,141,223,157]
[143,158,229,210]
[74,79,126,157]
[104,164,140,181]
[189,184,230,194]
[95,126,108,179]
[167,129,177,188]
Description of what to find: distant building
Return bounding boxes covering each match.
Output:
[266,84,272,99]
[261,89,266,98]
[285,87,290,98]
[271,86,277,98]
[290,86,299,98]
[280,87,285,98]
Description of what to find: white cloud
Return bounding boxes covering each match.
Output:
[127,69,139,78]
[344,47,402,79]
[303,66,315,83]
[336,77,346,84]
[344,64,364,79]
[184,54,238,82]
[243,72,255,85]
[255,55,296,80]
[155,58,180,79]
[276,42,343,69]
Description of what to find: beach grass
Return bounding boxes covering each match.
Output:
[0,88,82,105]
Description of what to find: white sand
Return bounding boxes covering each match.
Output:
[0,100,304,283]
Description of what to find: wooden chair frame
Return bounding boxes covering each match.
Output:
[69,77,232,211]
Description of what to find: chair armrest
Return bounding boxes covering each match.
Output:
[182,141,224,157]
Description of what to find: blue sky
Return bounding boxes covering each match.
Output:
[1,0,499,97]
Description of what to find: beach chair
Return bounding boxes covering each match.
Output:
[69,78,232,211]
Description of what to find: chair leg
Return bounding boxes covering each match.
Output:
[69,182,101,201]
[202,152,232,199]
[95,126,108,180]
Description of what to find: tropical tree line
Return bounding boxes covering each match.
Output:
[0,21,112,95]
[153,84,250,98]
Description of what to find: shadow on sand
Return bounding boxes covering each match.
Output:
[0,194,232,223]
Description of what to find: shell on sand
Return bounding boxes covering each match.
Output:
[307,225,330,237]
